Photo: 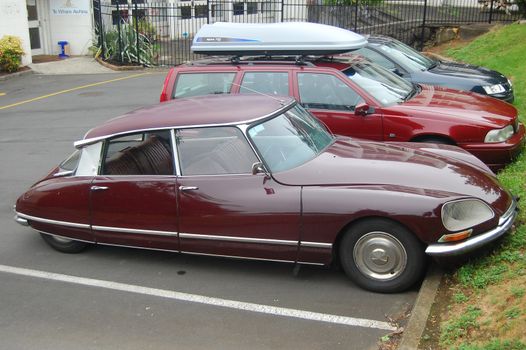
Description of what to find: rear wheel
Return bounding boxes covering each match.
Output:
[40,233,89,254]
[339,218,426,293]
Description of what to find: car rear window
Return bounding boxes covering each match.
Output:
[173,72,236,99]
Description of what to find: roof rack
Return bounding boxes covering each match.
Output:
[187,55,320,67]
[191,22,367,57]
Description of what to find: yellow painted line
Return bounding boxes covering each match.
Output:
[0,73,150,110]
[0,92,5,96]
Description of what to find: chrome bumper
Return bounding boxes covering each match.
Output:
[425,199,518,257]
[14,214,29,226]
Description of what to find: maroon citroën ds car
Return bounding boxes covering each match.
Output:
[15,95,517,292]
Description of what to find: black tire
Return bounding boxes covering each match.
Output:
[339,218,426,293]
[40,233,89,254]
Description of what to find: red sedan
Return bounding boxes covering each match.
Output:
[160,55,525,170]
[15,95,517,293]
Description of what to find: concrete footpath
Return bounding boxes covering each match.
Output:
[29,56,118,75]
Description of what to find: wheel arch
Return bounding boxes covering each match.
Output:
[410,133,456,145]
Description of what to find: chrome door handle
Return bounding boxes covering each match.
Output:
[179,186,199,191]
[91,185,109,191]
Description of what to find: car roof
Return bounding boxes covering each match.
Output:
[78,94,295,147]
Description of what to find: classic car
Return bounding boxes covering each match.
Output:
[353,35,514,102]
[160,55,524,171]
[15,94,518,293]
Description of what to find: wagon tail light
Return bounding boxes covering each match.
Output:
[437,229,473,243]
[160,69,174,103]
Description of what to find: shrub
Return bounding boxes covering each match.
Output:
[0,35,25,72]
[97,24,159,67]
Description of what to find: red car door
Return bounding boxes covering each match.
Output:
[293,69,384,140]
[175,126,301,262]
[90,130,179,251]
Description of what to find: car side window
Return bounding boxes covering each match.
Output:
[101,130,174,176]
[176,127,259,176]
[298,73,364,111]
[239,72,289,95]
[354,47,397,71]
[173,72,236,98]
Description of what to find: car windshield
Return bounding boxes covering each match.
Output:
[248,104,334,172]
[377,40,436,72]
[343,61,415,105]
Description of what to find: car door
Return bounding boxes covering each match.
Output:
[294,70,384,140]
[175,126,302,262]
[90,130,179,251]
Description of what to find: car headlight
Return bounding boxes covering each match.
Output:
[441,199,494,232]
[507,78,513,88]
[484,125,514,143]
[482,84,506,95]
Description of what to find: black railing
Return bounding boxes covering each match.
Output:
[93,0,523,66]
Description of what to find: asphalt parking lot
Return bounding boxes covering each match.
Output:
[0,71,419,350]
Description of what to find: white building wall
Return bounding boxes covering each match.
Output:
[48,0,94,55]
[0,0,32,65]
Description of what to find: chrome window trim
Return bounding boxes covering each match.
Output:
[16,212,90,229]
[74,100,296,149]
[179,232,298,246]
[170,128,182,176]
[178,172,262,178]
[93,175,177,179]
[92,225,178,237]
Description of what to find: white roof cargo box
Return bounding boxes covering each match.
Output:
[191,22,368,56]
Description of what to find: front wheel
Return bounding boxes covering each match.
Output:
[40,233,89,254]
[339,218,426,293]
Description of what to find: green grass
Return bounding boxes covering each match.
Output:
[435,23,526,349]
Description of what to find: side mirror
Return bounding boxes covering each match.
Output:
[251,162,268,175]
[354,103,370,116]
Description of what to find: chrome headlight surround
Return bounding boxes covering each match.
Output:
[484,125,514,143]
[482,84,506,95]
[441,199,494,232]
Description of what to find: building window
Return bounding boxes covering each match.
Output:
[111,0,128,5]
[180,6,191,19]
[195,5,208,18]
[112,10,129,25]
[261,2,272,13]
[233,2,244,15]
[247,2,258,14]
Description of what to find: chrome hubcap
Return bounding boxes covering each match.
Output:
[353,232,407,281]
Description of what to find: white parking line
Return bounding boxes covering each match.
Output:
[0,264,396,331]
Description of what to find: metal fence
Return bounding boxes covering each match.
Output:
[93,0,523,66]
